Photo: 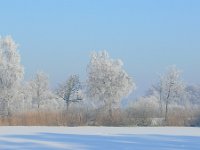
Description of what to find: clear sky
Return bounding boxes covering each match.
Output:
[0,0,200,96]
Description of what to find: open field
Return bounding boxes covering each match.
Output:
[0,127,200,150]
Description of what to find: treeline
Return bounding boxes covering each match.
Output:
[0,36,200,126]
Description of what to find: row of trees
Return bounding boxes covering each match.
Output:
[0,36,134,118]
[0,36,200,126]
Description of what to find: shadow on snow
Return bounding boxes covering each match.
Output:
[0,133,200,150]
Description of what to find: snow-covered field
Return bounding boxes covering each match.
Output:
[0,127,200,150]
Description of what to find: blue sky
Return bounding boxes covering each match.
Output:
[0,0,200,96]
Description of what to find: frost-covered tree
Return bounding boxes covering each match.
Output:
[127,95,160,126]
[56,75,83,110]
[186,85,200,105]
[86,51,135,117]
[30,71,53,109]
[0,36,24,116]
[16,82,33,112]
[153,66,186,122]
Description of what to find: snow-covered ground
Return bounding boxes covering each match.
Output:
[0,127,200,150]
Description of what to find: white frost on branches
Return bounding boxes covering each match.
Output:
[56,75,83,110]
[0,36,24,116]
[153,66,186,121]
[86,51,135,115]
[30,71,56,109]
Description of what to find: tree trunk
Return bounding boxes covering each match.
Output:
[165,84,172,125]
[108,102,112,119]
[66,100,70,111]
[165,101,169,124]
[37,102,40,109]
[159,89,163,117]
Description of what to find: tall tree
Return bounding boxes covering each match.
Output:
[30,71,51,109]
[153,66,185,122]
[56,74,83,110]
[86,51,135,117]
[0,36,24,116]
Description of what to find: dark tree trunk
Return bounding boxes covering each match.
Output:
[165,101,169,123]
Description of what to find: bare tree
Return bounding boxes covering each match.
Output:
[56,75,83,110]
[153,66,185,123]
[30,71,52,109]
